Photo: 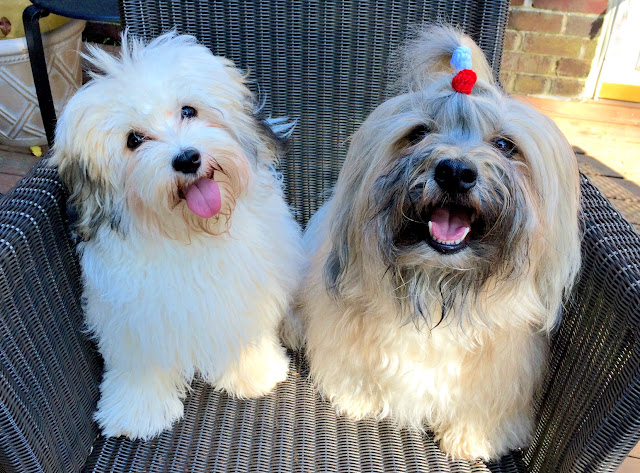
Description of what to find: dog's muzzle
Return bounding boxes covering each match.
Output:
[173,148,221,219]
[426,159,477,253]
[393,159,481,255]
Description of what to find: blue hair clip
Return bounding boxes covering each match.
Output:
[450,46,472,72]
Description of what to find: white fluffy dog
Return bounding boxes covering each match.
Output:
[286,26,581,460]
[50,33,303,440]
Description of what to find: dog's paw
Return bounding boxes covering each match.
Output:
[95,392,184,440]
[435,409,533,460]
[96,373,185,440]
[437,430,495,461]
[96,398,184,440]
[215,340,290,398]
[436,422,526,461]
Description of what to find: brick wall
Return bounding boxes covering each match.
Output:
[501,0,607,98]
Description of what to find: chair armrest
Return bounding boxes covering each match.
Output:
[0,160,101,473]
[525,175,640,473]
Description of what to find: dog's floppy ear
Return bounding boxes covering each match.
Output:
[505,101,582,331]
[400,24,495,91]
[323,215,352,296]
[252,114,296,166]
[49,98,123,241]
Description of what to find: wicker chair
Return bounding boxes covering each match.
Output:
[1,1,639,472]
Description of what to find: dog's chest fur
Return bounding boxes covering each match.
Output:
[78,186,301,378]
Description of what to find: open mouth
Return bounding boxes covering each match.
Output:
[178,171,221,219]
[395,203,476,254]
[426,205,473,254]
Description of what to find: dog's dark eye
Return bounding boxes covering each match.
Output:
[492,137,517,158]
[126,131,146,150]
[181,106,197,120]
[406,125,430,146]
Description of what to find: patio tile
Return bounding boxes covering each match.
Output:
[0,173,24,194]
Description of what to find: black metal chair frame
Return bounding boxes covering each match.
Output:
[22,0,119,147]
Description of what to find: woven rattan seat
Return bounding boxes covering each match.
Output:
[1,2,639,472]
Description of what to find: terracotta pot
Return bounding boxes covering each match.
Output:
[0,18,85,146]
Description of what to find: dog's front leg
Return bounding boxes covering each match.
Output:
[213,335,290,398]
[434,329,544,460]
[95,362,186,440]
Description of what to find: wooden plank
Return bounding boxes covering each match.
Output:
[516,96,640,188]
[617,457,640,473]
[607,199,640,225]
[586,175,640,227]
[629,443,640,459]
[550,118,640,144]
[515,95,640,126]
[589,175,640,203]
[577,154,625,179]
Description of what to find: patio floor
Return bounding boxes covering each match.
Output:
[0,97,638,471]
[621,444,640,473]
[517,96,640,234]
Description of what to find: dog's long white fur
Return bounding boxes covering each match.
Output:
[50,32,303,439]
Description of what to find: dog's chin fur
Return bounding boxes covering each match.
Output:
[49,32,303,440]
[286,25,581,460]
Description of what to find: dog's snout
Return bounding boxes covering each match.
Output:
[172,148,201,174]
[434,159,477,193]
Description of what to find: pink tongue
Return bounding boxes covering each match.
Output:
[430,207,471,241]
[183,178,221,218]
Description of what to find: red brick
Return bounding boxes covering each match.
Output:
[556,58,591,77]
[581,39,598,60]
[551,78,586,96]
[532,0,607,14]
[501,51,519,71]
[508,9,564,33]
[513,74,548,94]
[504,30,521,51]
[523,33,583,57]
[565,14,604,38]
[502,52,556,74]
[500,72,516,93]
[518,54,556,74]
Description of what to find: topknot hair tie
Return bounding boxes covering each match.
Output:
[450,45,476,95]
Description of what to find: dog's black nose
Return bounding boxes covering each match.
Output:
[434,159,477,193]
[172,148,201,174]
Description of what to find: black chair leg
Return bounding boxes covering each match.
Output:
[23,5,56,147]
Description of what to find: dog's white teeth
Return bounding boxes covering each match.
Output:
[428,221,433,237]
[429,226,470,246]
